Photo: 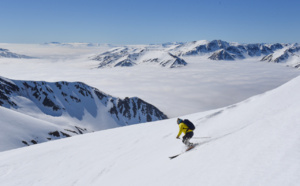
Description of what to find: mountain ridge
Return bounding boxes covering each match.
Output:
[91,40,300,68]
[0,76,168,151]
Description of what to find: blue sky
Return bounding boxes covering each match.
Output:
[1,0,299,44]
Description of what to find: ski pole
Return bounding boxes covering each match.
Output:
[193,137,211,139]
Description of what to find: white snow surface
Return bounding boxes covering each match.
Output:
[173,40,209,54]
[272,47,288,59]
[0,106,63,151]
[0,75,300,186]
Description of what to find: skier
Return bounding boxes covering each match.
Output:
[176,118,194,147]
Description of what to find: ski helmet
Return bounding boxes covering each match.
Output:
[177,118,183,124]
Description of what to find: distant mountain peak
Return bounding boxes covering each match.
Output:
[0,48,33,58]
[208,49,235,60]
[91,46,187,68]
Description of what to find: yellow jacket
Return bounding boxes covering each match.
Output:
[176,122,193,138]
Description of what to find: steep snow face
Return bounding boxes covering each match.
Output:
[0,48,32,58]
[0,76,167,151]
[0,75,299,186]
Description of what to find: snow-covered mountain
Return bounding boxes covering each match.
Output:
[91,40,300,68]
[261,49,289,62]
[0,76,167,151]
[182,40,300,66]
[0,74,299,186]
[0,48,32,58]
[261,45,300,67]
[91,46,187,68]
[172,40,285,57]
[138,50,187,68]
[42,42,109,48]
[208,49,235,60]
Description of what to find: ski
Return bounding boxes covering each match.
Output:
[169,144,198,159]
[169,154,181,159]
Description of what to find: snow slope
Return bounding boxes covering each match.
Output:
[0,75,299,186]
[0,106,66,151]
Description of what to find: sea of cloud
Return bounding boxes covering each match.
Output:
[0,44,299,117]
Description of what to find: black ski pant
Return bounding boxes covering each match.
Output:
[182,131,194,145]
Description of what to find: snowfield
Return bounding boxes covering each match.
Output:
[0,74,299,186]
